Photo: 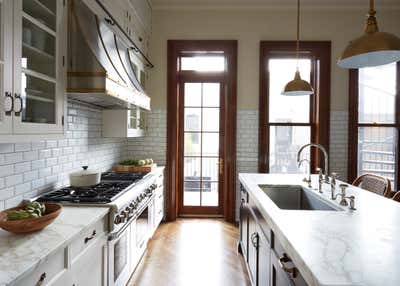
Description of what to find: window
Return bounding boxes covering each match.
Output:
[348,62,400,191]
[259,41,331,173]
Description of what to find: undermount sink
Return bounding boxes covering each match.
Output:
[258,184,341,211]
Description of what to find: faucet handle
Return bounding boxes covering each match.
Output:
[317,168,323,181]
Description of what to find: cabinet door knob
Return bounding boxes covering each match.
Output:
[36,272,46,286]
[4,92,13,116]
[84,230,96,244]
[278,253,297,278]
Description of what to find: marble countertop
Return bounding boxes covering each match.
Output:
[239,173,400,286]
[0,206,109,286]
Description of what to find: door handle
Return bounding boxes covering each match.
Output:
[14,94,23,116]
[218,158,223,175]
[278,253,297,278]
[4,92,13,116]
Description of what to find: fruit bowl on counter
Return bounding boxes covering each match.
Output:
[113,158,157,173]
[0,202,62,234]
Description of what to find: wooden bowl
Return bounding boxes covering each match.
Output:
[0,203,62,234]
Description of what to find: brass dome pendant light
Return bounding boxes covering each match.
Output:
[338,0,400,68]
[282,0,314,96]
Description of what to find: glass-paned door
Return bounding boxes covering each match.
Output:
[181,82,223,212]
[268,58,312,173]
[0,0,13,134]
[13,0,65,134]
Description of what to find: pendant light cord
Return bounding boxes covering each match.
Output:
[296,0,300,71]
[369,0,376,16]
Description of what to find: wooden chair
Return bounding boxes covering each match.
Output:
[352,173,392,198]
[392,192,400,202]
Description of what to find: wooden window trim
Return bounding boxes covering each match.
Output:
[166,40,237,222]
[348,63,400,191]
[259,41,331,173]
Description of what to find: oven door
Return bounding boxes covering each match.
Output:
[108,225,131,286]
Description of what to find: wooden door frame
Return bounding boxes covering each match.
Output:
[258,41,331,173]
[166,40,237,223]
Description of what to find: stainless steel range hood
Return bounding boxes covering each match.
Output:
[67,0,151,110]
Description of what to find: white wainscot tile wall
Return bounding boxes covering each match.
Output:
[0,100,127,210]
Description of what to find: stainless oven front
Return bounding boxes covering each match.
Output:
[108,221,132,286]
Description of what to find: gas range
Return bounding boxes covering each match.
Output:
[37,172,148,204]
[35,171,158,232]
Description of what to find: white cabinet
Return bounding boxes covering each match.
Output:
[13,214,108,286]
[0,0,67,142]
[102,107,146,138]
[71,234,108,286]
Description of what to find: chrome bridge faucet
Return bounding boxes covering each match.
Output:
[297,143,329,183]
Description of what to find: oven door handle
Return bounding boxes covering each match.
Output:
[109,218,134,241]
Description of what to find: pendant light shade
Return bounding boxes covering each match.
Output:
[281,0,314,96]
[282,70,314,96]
[338,1,400,68]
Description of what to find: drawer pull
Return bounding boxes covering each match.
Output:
[36,272,46,286]
[278,253,297,278]
[250,232,258,248]
[84,230,96,244]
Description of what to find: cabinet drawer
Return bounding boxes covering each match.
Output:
[272,233,308,286]
[70,216,107,260]
[14,248,67,286]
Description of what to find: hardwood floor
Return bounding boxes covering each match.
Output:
[128,219,251,286]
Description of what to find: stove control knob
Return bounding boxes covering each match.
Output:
[114,215,122,224]
[141,193,146,199]
[136,197,141,203]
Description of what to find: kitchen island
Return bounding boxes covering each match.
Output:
[239,173,400,286]
[0,206,109,286]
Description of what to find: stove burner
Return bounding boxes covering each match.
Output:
[37,181,133,203]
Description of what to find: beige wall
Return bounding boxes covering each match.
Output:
[148,7,400,111]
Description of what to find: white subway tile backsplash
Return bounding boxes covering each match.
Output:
[39,149,52,159]
[5,174,23,187]
[0,165,14,177]
[23,150,38,161]
[15,162,31,173]
[0,144,14,154]
[0,100,127,208]
[15,142,31,152]
[4,153,23,165]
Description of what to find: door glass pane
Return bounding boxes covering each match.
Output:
[201,157,219,181]
[184,108,201,131]
[358,127,397,185]
[21,73,55,124]
[203,83,220,107]
[202,133,219,156]
[184,83,201,107]
[202,108,219,132]
[269,126,310,173]
[23,0,56,30]
[358,63,396,124]
[268,59,311,123]
[184,133,201,156]
[22,18,56,77]
[184,157,201,206]
[202,182,218,207]
[183,181,200,206]
[181,56,225,72]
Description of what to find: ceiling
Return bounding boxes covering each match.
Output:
[151,0,400,9]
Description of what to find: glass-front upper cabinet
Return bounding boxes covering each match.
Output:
[13,0,66,135]
[0,0,13,134]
